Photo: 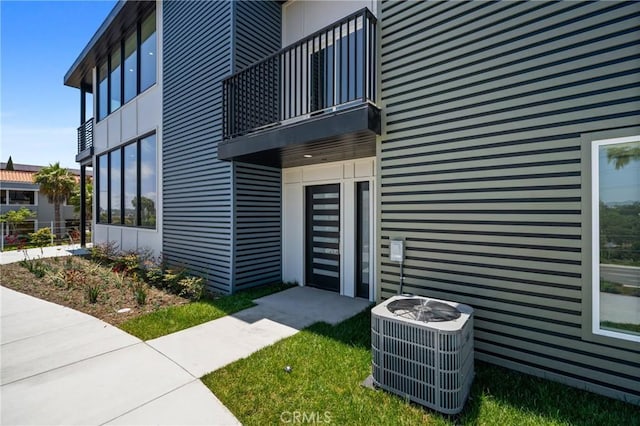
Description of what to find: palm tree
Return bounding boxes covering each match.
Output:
[33,163,75,239]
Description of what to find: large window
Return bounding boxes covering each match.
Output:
[140,135,157,227]
[592,136,640,342]
[96,133,156,228]
[124,144,137,225]
[8,190,36,205]
[98,156,108,222]
[140,11,157,92]
[110,150,122,224]
[98,61,108,120]
[110,49,121,111]
[123,31,138,103]
[96,10,156,121]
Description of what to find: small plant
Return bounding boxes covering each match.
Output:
[64,269,86,289]
[162,267,188,293]
[85,283,102,304]
[64,256,75,270]
[90,241,119,263]
[45,269,66,287]
[177,275,205,301]
[113,251,141,275]
[132,281,148,306]
[112,271,126,289]
[28,227,54,249]
[19,254,49,278]
[144,265,164,287]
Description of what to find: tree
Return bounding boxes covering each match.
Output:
[69,180,93,222]
[5,156,14,171]
[33,163,75,238]
[0,207,36,235]
[606,143,640,170]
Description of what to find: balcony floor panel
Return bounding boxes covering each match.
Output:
[219,103,380,168]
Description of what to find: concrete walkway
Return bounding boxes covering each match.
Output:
[0,244,91,265]
[1,285,369,425]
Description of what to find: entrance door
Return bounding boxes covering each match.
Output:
[305,184,340,292]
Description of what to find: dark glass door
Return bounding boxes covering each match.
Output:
[305,184,340,292]
[356,181,370,298]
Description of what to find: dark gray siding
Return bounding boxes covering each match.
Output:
[231,0,282,292]
[162,0,233,293]
[380,1,640,402]
[233,162,282,291]
[233,0,281,71]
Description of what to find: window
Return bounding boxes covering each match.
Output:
[8,190,35,205]
[98,155,109,223]
[110,150,122,224]
[98,61,108,120]
[591,136,640,342]
[140,11,157,92]
[140,134,157,227]
[110,49,122,111]
[123,31,138,103]
[124,143,137,225]
[0,190,6,204]
[96,9,156,121]
[96,133,156,228]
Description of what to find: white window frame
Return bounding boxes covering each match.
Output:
[591,135,640,343]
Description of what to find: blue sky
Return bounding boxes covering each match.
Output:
[1,0,116,169]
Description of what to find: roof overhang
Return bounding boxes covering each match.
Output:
[64,0,155,90]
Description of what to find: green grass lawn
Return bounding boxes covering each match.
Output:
[119,282,294,340]
[203,309,639,426]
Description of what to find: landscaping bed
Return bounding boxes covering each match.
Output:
[0,255,189,326]
[0,244,295,338]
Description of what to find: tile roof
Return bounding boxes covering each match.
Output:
[0,170,36,184]
[0,171,85,185]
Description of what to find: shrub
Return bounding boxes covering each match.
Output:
[162,267,188,293]
[90,241,119,263]
[177,275,205,301]
[29,227,54,248]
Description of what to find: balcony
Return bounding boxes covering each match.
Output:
[75,118,94,164]
[219,8,380,168]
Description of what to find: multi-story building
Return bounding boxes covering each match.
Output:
[65,1,639,403]
[0,163,86,239]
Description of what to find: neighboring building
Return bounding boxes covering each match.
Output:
[0,163,86,237]
[65,1,639,403]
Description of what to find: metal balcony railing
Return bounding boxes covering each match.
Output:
[77,118,94,154]
[223,8,377,139]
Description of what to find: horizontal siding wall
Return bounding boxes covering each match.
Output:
[233,162,282,290]
[380,1,640,402]
[162,0,233,293]
[233,0,282,71]
[231,0,282,292]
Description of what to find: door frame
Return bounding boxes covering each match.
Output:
[281,158,377,301]
[304,183,341,292]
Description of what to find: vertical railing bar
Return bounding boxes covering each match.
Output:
[348,16,351,102]
[289,49,292,120]
[339,21,343,105]
[372,17,376,103]
[362,12,367,103]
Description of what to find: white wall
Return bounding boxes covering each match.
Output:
[282,157,376,300]
[282,0,378,46]
[92,1,163,255]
